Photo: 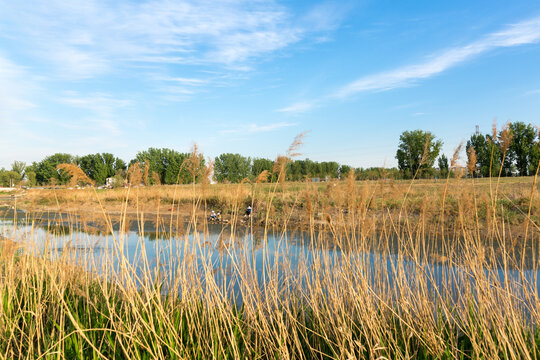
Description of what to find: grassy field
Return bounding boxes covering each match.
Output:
[0,173,539,359]
[14,175,540,236]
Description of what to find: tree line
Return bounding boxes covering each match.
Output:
[0,149,207,187]
[396,121,540,179]
[0,150,355,187]
[1,148,378,187]
[1,120,538,187]
[213,153,352,183]
[0,153,127,188]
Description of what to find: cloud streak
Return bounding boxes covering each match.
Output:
[0,0,318,79]
[59,93,132,115]
[524,89,540,95]
[334,16,540,98]
[277,16,540,114]
[277,101,316,114]
[0,54,37,126]
[57,92,134,135]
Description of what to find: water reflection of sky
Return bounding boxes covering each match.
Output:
[1,209,539,305]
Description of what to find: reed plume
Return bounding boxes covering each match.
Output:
[56,164,94,187]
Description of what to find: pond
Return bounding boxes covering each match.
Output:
[1,206,539,306]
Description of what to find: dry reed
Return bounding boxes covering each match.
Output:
[1,141,539,359]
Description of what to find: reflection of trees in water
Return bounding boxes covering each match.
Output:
[2,208,539,271]
[45,224,71,235]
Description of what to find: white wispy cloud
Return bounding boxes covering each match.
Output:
[0,54,39,154]
[277,15,540,113]
[334,16,540,98]
[0,55,36,121]
[277,101,316,114]
[167,77,207,85]
[57,92,133,135]
[0,0,327,79]
[524,89,540,95]
[299,1,353,33]
[59,92,132,118]
[220,122,296,135]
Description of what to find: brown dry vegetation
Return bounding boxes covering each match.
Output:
[1,163,540,358]
[15,175,540,238]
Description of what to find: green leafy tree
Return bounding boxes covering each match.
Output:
[287,160,305,181]
[396,130,442,178]
[306,160,322,178]
[437,154,449,178]
[286,159,314,181]
[133,148,166,184]
[26,162,38,173]
[529,139,540,176]
[213,153,252,183]
[115,158,127,173]
[466,134,491,177]
[163,152,190,184]
[133,148,202,185]
[496,125,514,177]
[79,153,126,185]
[24,163,38,186]
[35,153,74,185]
[482,134,502,177]
[321,161,340,179]
[0,170,21,187]
[355,167,401,180]
[25,171,37,186]
[509,122,537,176]
[339,165,352,179]
[11,161,26,179]
[281,159,344,181]
[252,158,275,182]
[79,154,107,185]
[252,158,273,175]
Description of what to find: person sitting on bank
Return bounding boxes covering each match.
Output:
[210,210,217,221]
[245,205,252,217]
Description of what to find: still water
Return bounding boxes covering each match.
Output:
[1,207,539,304]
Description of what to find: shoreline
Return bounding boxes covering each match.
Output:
[2,201,537,242]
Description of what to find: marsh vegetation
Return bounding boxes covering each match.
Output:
[1,169,539,359]
[1,130,540,359]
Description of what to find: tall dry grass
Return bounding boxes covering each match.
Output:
[1,146,540,359]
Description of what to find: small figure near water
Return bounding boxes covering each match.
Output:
[245,205,252,217]
[210,211,225,223]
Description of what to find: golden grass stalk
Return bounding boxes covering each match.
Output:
[56,164,94,187]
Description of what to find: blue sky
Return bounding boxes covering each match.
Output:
[2,0,540,169]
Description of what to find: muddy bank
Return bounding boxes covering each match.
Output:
[2,200,537,242]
